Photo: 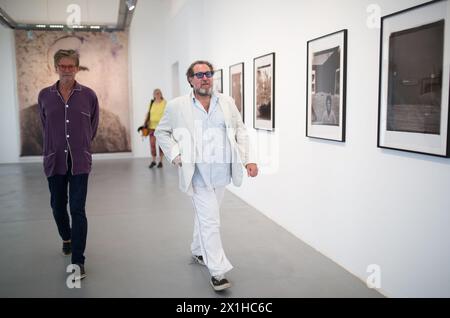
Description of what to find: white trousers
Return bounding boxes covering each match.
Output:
[190,186,233,277]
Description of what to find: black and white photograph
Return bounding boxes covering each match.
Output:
[229,62,244,122]
[254,53,275,130]
[213,68,223,93]
[306,29,347,141]
[378,0,450,157]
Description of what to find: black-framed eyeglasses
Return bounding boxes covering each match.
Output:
[193,71,214,79]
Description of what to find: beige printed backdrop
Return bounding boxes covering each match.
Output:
[15,30,131,155]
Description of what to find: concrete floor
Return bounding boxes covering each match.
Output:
[0,158,383,298]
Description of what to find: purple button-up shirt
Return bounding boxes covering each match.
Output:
[38,81,99,177]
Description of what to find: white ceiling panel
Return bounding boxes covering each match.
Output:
[0,0,120,25]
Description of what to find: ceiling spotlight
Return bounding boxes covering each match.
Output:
[126,0,136,11]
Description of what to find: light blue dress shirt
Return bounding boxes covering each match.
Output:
[191,93,232,189]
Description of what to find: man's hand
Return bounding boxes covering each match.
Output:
[172,155,182,167]
[245,163,258,177]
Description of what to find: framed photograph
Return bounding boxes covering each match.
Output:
[306,29,347,142]
[378,0,450,157]
[254,52,275,130]
[213,69,223,93]
[229,62,245,122]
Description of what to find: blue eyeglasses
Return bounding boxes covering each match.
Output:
[193,71,214,79]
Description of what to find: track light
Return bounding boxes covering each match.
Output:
[126,0,136,11]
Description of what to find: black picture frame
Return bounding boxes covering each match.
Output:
[253,52,275,131]
[377,0,450,157]
[213,69,223,93]
[229,62,245,122]
[306,29,347,142]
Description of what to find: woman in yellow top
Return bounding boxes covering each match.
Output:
[143,89,167,168]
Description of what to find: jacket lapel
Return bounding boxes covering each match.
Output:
[218,95,232,128]
[181,95,195,137]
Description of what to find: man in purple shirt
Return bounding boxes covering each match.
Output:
[38,49,99,281]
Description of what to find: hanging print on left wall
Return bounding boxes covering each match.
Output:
[15,31,132,156]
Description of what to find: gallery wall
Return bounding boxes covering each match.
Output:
[0,25,20,163]
[129,0,207,158]
[212,0,450,297]
[128,0,167,158]
[148,0,450,297]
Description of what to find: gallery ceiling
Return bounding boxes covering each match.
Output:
[0,0,137,31]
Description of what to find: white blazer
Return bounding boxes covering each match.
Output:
[155,92,255,195]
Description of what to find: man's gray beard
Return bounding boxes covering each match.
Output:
[195,87,212,96]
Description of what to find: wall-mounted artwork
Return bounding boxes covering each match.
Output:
[15,30,131,156]
[213,69,223,93]
[378,0,450,157]
[254,53,275,131]
[306,29,347,142]
[229,62,244,122]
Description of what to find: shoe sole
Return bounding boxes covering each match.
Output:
[211,281,231,291]
[192,256,206,266]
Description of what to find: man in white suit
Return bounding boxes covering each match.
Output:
[155,60,258,291]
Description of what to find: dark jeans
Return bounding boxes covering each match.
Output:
[47,158,89,265]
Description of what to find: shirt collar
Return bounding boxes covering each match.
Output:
[191,90,219,109]
[50,80,82,93]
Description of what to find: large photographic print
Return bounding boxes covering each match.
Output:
[306,30,347,141]
[15,31,131,156]
[254,53,275,131]
[229,62,244,122]
[378,0,450,157]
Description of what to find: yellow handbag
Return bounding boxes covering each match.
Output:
[137,126,150,137]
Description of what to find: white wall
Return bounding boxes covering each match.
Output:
[128,0,206,158]
[1,0,450,297]
[128,0,167,158]
[137,0,450,297]
[0,25,20,163]
[196,0,450,297]
[0,0,232,161]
